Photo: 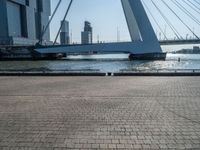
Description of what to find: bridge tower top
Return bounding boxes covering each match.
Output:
[121,0,159,44]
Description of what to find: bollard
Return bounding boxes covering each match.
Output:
[107,72,112,76]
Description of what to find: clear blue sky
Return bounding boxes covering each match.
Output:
[50,0,200,43]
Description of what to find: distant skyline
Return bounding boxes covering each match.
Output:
[50,0,200,43]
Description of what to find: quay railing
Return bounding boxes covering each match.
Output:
[113,69,200,76]
[0,69,200,76]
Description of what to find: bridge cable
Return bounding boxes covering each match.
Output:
[172,0,200,26]
[181,0,200,15]
[160,0,200,39]
[193,0,200,7]
[150,0,183,40]
[142,0,168,40]
[188,0,200,12]
[53,0,73,45]
[38,0,62,45]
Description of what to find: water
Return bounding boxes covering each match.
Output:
[0,54,200,72]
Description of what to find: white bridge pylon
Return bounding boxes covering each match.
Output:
[35,0,163,56]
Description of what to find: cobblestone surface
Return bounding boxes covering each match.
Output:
[0,76,200,149]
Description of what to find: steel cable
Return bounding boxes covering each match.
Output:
[172,0,200,26]
[142,0,168,40]
[160,0,200,39]
[150,0,183,39]
[54,0,73,45]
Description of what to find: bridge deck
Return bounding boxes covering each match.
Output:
[159,39,200,45]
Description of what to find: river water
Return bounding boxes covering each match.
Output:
[0,53,200,72]
[0,44,200,72]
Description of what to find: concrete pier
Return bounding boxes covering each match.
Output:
[0,76,200,149]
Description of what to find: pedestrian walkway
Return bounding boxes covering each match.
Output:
[0,77,200,149]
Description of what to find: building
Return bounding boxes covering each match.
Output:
[60,20,70,45]
[0,0,51,45]
[81,21,93,44]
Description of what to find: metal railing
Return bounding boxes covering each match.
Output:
[1,69,200,76]
[120,69,200,73]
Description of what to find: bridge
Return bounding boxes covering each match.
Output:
[34,0,200,60]
[160,39,200,45]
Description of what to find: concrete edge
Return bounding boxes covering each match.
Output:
[0,72,106,76]
[1,72,200,76]
[113,72,200,76]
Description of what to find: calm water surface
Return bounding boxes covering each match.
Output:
[0,54,200,72]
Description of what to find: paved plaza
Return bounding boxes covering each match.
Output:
[0,76,200,149]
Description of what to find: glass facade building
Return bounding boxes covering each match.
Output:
[0,0,51,45]
[81,21,93,44]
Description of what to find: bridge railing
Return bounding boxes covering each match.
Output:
[69,38,200,46]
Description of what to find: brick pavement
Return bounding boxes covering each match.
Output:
[0,77,200,149]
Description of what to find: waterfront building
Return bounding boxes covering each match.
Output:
[81,21,93,44]
[60,20,70,45]
[0,0,51,45]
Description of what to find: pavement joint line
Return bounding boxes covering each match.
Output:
[156,99,200,125]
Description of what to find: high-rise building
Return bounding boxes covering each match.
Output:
[0,0,51,45]
[81,21,93,44]
[60,20,70,45]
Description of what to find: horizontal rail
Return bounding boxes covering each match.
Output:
[160,39,200,45]
[0,69,200,76]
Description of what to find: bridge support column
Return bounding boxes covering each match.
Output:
[129,53,167,60]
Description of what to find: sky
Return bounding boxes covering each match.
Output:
[50,0,200,43]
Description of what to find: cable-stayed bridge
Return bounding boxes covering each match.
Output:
[142,0,200,44]
[34,0,200,60]
[160,39,200,45]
